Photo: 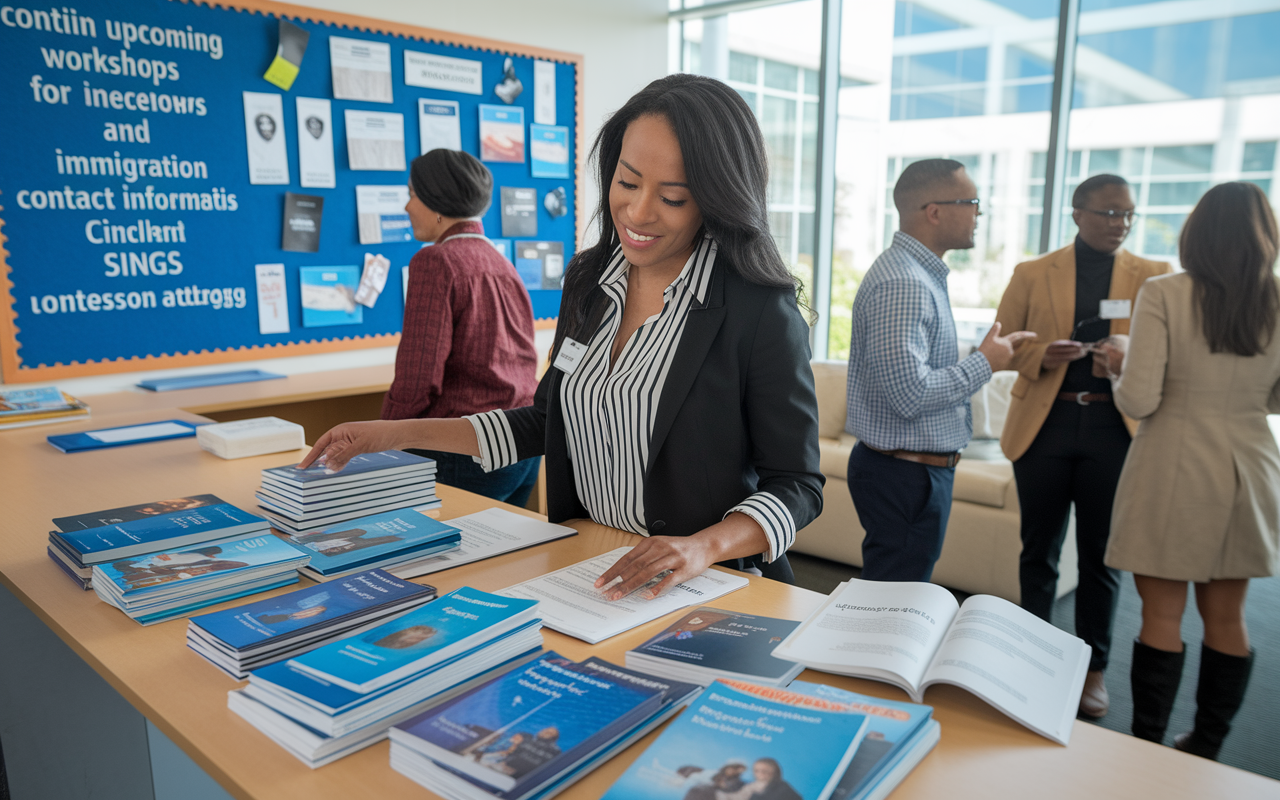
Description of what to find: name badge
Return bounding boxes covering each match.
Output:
[1099,299,1131,320]
[552,338,588,375]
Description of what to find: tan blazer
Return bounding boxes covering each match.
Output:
[994,244,1171,461]
[1105,273,1280,581]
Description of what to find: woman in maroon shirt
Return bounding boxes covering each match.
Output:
[384,149,541,505]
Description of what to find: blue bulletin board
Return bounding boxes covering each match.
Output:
[0,0,581,381]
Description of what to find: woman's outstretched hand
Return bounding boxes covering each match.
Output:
[297,420,412,472]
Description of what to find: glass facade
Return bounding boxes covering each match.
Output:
[673,0,1280,359]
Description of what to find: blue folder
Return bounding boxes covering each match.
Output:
[47,419,202,453]
[136,370,285,392]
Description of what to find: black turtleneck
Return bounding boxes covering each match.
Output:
[1063,236,1115,393]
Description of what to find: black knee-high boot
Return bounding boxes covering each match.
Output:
[1173,644,1255,761]
[1130,638,1185,743]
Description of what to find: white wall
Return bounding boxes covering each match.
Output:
[0,0,669,396]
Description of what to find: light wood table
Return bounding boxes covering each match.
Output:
[1,408,1277,799]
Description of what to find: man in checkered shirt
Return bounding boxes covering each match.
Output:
[845,159,1033,582]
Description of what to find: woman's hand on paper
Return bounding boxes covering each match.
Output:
[594,535,717,602]
[298,420,410,473]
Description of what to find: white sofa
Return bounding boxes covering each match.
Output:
[793,361,1078,603]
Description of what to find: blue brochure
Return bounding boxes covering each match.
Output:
[299,266,362,328]
[630,607,802,682]
[602,681,869,800]
[263,450,434,488]
[189,569,435,651]
[777,681,935,800]
[289,509,461,577]
[93,533,308,597]
[47,419,201,453]
[287,586,539,693]
[396,652,665,794]
[136,370,284,392]
[52,503,268,565]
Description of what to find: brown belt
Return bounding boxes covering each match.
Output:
[866,445,961,468]
[1057,391,1112,405]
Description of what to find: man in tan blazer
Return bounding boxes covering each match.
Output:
[995,174,1170,720]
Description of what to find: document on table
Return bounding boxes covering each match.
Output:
[296,97,336,188]
[242,91,289,185]
[344,110,405,171]
[497,546,750,644]
[87,421,195,443]
[391,508,577,578]
[329,36,392,103]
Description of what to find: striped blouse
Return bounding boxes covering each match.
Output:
[465,236,796,562]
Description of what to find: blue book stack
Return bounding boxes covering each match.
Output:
[625,607,804,688]
[186,569,438,679]
[257,450,441,536]
[91,533,310,625]
[286,508,463,582]
[388,654,702,800]
[602,680,871,800]
[51,502,270,566]
[227,587,544,768]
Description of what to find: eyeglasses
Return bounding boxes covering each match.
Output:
[922,198,981,214]
[1080,208,1138,224]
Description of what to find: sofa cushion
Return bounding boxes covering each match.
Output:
[818,434,857,478]
[953,460,1014,508]
[812,360,849,440]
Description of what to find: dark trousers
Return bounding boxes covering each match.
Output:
[409,449,541,509]
[848,442,955,582]
[1012,400,1128,672]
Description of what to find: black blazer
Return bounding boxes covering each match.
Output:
[503,263,824,573]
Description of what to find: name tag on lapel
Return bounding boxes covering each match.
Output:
[1099,299,1131,320]
[553,338,588,375]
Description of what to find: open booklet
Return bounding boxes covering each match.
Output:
[773,579,1090,745]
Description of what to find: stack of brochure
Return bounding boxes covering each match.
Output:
[186,569,438,679]
[286,508,463,581]
[48,497,267,590]
[257,450,440,536]
[92,533,310,625]
[197,416,306,459]
[602,680,871,800]
[227,587,543,768]
[625,607,804,688]
[0,386,90,430]
[389,653,701,800]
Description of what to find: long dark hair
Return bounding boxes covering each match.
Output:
[556,74,801,351]
[1179,182,1279,356]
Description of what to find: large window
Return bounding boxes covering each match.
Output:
[672,0,1280,360]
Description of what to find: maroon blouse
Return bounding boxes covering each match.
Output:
[382,220,538,422]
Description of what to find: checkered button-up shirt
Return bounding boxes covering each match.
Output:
[845,231,992,453]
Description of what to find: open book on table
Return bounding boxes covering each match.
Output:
[772,579,1090,745]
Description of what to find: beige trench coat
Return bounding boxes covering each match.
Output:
[1106,272,1280,581]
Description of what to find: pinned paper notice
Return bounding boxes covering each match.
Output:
[355,253,391,307]
[1099,299,1131,319]
[255,263,290,334]
[263,19,310,91]
[534,60,556,125]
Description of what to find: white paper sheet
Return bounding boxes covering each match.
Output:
[296,97,335,189]
[87,422,192,443]
[497,546,750,644]
[418,99,461,154]
[243,92,289,185]
[344,110,405,172]
[255,263,289,334]
[354,253,390,307]
[403,50,482,95]
[391,508,577,578]
[356,185,412,245]
[534,59,556,125]
[329,36,392,103]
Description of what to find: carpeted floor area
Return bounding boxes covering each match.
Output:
[787,551,1280,781]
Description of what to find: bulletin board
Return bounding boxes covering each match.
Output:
[0,0,582,382]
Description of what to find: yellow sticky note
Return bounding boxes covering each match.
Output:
[264,56,300,91]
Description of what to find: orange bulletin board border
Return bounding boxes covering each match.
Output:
[0,0,580,383]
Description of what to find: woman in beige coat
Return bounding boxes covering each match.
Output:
[1100,182,1280,760]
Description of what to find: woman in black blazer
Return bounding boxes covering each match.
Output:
[300,75,823,595]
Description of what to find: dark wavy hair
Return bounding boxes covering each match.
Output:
[1179,182,1279,357]
[556,74,802,350]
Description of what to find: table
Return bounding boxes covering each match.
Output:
[1,407,1277,800]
